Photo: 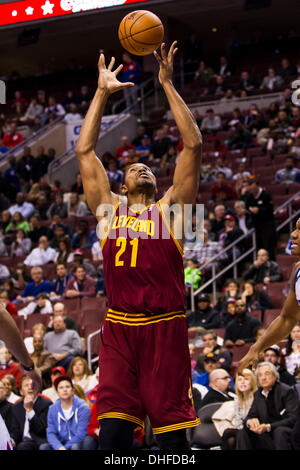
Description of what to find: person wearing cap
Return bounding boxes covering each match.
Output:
[193,352,221,389]
[64,265,97,299]
[263,346,295,386]
[40,375,92,450]
[71,219,97,250]
[187,293,220,331]
[136,135,151,163]
[199,369,235,408]
[42,366,66,403]
[224,299,262,348]
[196,330,233,374]
[240,176,277,261]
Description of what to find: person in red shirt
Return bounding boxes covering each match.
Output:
[2,122,24,149]
[114,135,135,164]
[211,171,237,204]
[0,345,23,388]
[0,292,17,316]
[12,90,28,109]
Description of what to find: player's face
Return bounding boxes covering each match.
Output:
[291,219,300,256]
[123,164,157,194]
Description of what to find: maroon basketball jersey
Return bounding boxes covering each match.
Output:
[101,200,185,315]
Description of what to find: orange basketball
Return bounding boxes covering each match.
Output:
[118,10,164,56]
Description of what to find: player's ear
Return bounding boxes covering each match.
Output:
[121,184,128,196]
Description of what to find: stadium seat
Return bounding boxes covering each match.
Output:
[263,309,281,328]
[230,343,253,362]
[24,313,51,333]
[81,309,107,328]
[62,298,81,312]
[277,255,299,269]
[272,194,289,208]
[215,328,225,338]
[265,184,287,196]
[81,297,107,312]
[249,310,262,322]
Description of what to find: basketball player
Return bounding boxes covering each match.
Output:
[239,218,300,371]
[0,303,41,450]
[75,41,202,450]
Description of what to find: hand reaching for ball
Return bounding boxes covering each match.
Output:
[97,53,134,95]
[154,41,178,85]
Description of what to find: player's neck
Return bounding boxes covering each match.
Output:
[127,193,155,208]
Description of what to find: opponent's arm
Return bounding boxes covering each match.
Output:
[154,42,202,206]
[75,54,134,215]
[238,264,300,371]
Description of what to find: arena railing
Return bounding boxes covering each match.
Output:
[274,191,300,233]
[0,115,64,168]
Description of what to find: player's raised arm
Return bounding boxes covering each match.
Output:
[154,42,202,206]
[75,53,134,215]
[238,262,300,371]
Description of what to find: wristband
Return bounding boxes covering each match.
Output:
[21,363,34,371]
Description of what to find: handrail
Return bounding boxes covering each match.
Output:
[190,229,256,309]
[0,115,64,167]
[87,328,101,370]
[274,191,300,233]
[111,77,157,119]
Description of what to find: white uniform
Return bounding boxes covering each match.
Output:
[0,414,12,450]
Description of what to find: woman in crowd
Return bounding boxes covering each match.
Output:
[54,236,73,264]
[67,357,98,394]
[240,280,274,313]
[0,211,12,233]
[0,279,17,301]
[10,229,32,257]
[11,262,31,291]
[282,324,300,378]
[212,368,257,450]
[5,211,30,234]
[67,193,89,217]
[1,375,20,403]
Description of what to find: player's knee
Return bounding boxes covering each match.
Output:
[155,429,190,450]
[99,418,136,450]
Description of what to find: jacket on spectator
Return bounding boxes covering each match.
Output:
[224,314,262,343]
[43,329,82,357]
[46,395,91,450]
[0,360,23,388]
[24,246,57,266]
[187,306,220,329]
[243,261,282,283]
[64,275,96,298]
[21,281,53,299]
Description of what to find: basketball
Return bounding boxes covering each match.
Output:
[118,10,164,56]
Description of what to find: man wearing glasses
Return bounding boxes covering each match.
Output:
[199,369,234,408]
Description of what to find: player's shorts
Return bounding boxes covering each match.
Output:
[96,309,200,435]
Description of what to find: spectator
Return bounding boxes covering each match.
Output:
[194,60,214,82]
[47,213,73,241]
[193,353,221,389]
[46,302,79,334]
[211,172,236,204]
[1,122,24,149]
[240,280,274,312]
[31,116,42,132]
[239,71,256,93]
[43,315,82,370]
[0,264,10,283]
[54,237,73,265]
[50,264,72,299]
[243,249,282,285]
[187,293,220,330]
[69,249,96,278]
[1,375,20,404]
[219,298,237,329]
[4,156,21,198]
[8,193,35,220]
[34,192,50,220]
[275,156,300,184]
[0,230,7,256]
[67,357,98,394]
[0,345,23,388]
[10,229,32,256]
[237,362,299,450]
[1,279,18,301]
[218,368,257,450]
[199,369,234,408]
[0,210,12,233]
[218,56,232,77]
[211,158,233,181]
[64,265,96,299]
[218,214,244,255]
[20,98,43,124]
[149,128,171,161]
[71,219,97,249]
[260,67,284,91]
[241,176,277,260]
[24,235,56,267]
[24,323,46,355]
[200,109,222,133]
[28,214,49,244]
[211,75,227,99]
[40,375,91,450]
[63,103,81,123]
[123,147,139,168]
[277,58,297,78]
[135,135,151,163]
[18,293,53,317]
[0,292,17,317]
[10,376,51,450]
[281,325,300,377]
[71,173,84,195]
[11,262,31,291]
[47,192,68,220]
[91,240,103,262]
[196,330,232,373]
[62,90,78,111]
[115,136,135,164]
[67,193,88,217]
[233,200,253,236]
[227,122,253,150]
[121,52,141,112]
[224,299,262,348]
[210,204,225,238]
[106,160,124,185]
[30,334,56,387]
[18,266,53,302]
[263,346,295,386]
[44,96,66,120]
[42,366,66,402]
[5,211,30,234]
[220,89,237,103]
[185,229,223,270]
[77,85,92,113]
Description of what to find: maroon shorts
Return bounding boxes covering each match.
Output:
[96,310,200,435]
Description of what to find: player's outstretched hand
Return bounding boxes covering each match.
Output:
[97,53,134,94]
[238,345,260,373]
[154,41,178,85]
